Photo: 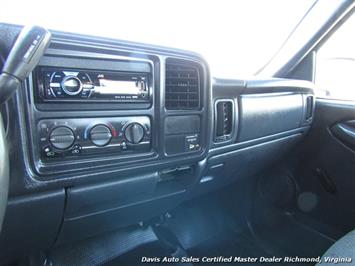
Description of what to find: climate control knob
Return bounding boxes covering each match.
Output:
[124,123,144,144]
[89,125,112,146]
[49,126,75,150]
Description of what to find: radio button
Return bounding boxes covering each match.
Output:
[82,84,93,89]
[121,141,127,150]
[81,89,91,98]
[43,146,56,157]
[50,72,65,83]
[89,125,112,147]
[45,88,55,98]
[49,126,75,150]
[124,123,145,144]
[52,87,63,97]
[49,82,61,88]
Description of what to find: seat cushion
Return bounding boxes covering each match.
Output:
[318,229,355,265]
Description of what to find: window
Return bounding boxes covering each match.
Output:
[315,12,355,101]
[1,0,315,78]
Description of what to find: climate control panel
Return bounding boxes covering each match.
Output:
[38,116,151,161]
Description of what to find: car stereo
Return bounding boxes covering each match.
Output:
[35,67,150,103]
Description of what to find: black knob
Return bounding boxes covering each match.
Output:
[61,76,82,95]
[89,125,112,147]
[49,126,75,150]
[124,123,144,144]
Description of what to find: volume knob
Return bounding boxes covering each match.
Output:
[61,76,82,95]
[49,126,75,150]
[124,123,144,144]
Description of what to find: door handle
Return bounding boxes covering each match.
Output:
[331,120,355,150]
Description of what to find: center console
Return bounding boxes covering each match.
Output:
[36,65,153,161]
[21,39,211,178]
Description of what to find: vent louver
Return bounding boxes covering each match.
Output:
[165,59,200,110]
[305,95,314,120]
[215,100,233,142]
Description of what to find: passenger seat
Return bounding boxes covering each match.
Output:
[318,230,355,265]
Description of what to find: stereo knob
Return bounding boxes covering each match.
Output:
[49,126,75,150]
[124,123,144,144]
[89,125,112,147]
[61,76,82,95]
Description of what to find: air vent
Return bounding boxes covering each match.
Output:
[215,100,234,142]
[165,59,200,110]
[305,95,314,120]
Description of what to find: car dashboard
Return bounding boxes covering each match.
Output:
[0,24,315,259]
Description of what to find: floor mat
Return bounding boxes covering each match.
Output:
[162,193,242,251]
[48,185,321,266]
[159,192,285,265]
[47,225,158,266]
[189,230,267,258]
[103,241,173,266]
[188,230,274,266]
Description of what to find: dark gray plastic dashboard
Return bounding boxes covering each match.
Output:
[0,23,315,261]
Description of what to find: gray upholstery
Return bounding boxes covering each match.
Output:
[318,230,355,265]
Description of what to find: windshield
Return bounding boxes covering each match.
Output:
[1,0,315,78]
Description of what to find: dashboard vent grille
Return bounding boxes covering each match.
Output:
[215,101,233,142]
[165,60,200,110]
[305,95,314,120]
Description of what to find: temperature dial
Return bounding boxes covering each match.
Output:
[124,123,145,144]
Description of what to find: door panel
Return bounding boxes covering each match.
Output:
[331,120,355,151]
[292,99,355,234]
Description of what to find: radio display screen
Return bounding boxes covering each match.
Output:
[91,71,148,96]
[96,79,143,95]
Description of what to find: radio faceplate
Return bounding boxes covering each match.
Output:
[38,116,151,161]
[35,67,151,103]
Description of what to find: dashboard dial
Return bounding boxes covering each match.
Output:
[89,125,112,147]
[124,123,145,144]
[49,126,75,150]
[61,76,82,95]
